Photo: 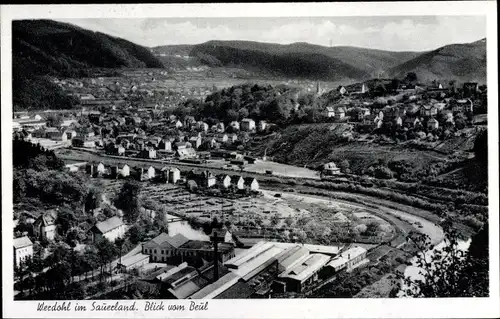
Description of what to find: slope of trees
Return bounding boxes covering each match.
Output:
[12,19,164,111]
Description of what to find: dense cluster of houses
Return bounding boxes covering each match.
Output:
[319,82,482,136]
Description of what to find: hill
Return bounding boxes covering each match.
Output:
[153,40,421,81]
[153,39,486,84]
[12,19,164,110]
[389,38,486,84]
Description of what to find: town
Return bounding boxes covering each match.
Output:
[12,70,488,300]
[10,17,490,302]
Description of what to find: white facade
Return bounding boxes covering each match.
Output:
[120,164,130,177]
[97,163,106,174]
[147,166,156,179]
[102,225,126,242]
[241,119,256,131]
[14,237,33,267]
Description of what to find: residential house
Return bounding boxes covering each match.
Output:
[463,82,478,98]
[403,117,421,128]
[166,167,181,184]
[117,145,126,156]
[88,113,103,124]
[336,107,346,120]
[159,139,172,152]
[218,175,232,189]
[33,210,57,241]
[420,105,438,117]
[231,175,245,190]
[45,127,67,141]
[215,123,225,133]
[241,118,256,131]
[175,120,183,129]
[117,164,130,178]
[189,136,202,149]
[427,118,439,130]
[140,148,157,159]
[176,147,197,160]
[197,121,209,132]
[244,177,259,191]
[452,99,473,113]
[201,171,216,188]
[394,116,403,127]
[96,162,106,176]
[323,162,340,175]
[90,216,126,243]
[14,236,33,267]
[65,129,78,140]
[258,120,267,132]
[216,133,229,144]
[145,166,156,179]
[229,121,240,131]
[184,116,196,129]
[337,86,347,95]
[230,134,238,143]
[323,107,335,118]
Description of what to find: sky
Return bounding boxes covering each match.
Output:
[55,16,486,52]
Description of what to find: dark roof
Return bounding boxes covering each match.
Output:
[149,232,190,249]
[179,240,234,254]
[164,266,197,286]
[215,281,255,299]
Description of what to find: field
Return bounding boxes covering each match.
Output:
[99,176,398,246]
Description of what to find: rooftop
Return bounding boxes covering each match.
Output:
[189,272,240,299]
[119,253,149,268]
[279,253,331,282]
[149,232,190,249]
[179,240,234,254]
[14,236,33,249]
[93,216,124,234]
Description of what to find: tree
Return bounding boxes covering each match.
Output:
[95,238,117,281]
[82,247,99,280]
[56,207,77,236]
[404,72,418,83]
[238,107,249,119]
[473,129,487,167]
[395,220,488,297]
[226,109,239,122]
[338,159,351,174]
[115,181,142,223]
[127,224,146,245]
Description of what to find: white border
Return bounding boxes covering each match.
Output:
[1,2,498,319]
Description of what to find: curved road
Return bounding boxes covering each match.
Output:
[260,189,444,245]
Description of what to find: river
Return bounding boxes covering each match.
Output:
[165,213,209,241]
[398,238,472,297]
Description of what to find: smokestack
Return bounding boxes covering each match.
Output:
[213,234,219,281]
[210,230,223,282]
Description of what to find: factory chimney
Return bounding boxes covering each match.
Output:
[209,229,224,282]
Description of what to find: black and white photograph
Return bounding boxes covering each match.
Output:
[2,2,499,319]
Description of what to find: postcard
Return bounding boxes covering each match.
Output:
[1,2,499,318]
